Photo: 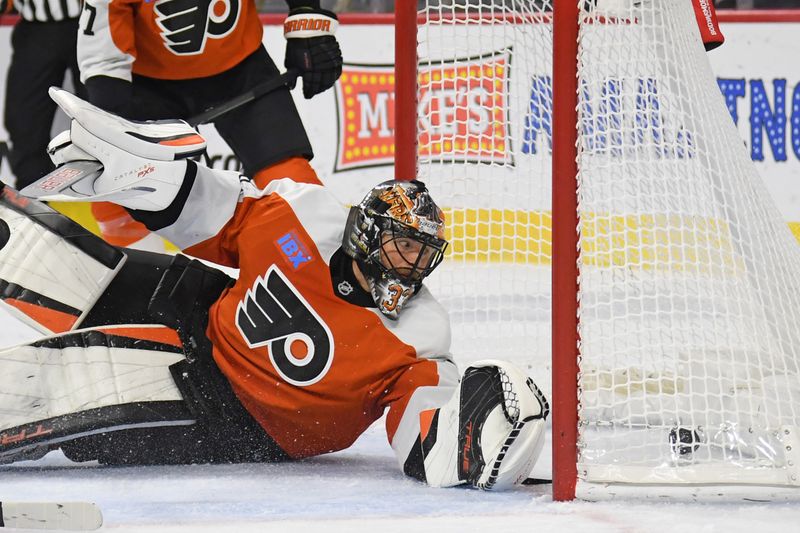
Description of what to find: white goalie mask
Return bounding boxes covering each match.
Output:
[342,180,448,319]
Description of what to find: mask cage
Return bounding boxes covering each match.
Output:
[369,216,448,284]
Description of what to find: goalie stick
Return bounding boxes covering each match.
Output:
[0,501,102,531]
[19,69,299,201]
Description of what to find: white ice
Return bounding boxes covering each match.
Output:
[2,307,800,532]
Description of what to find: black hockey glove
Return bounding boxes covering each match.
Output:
[283,7,343,99]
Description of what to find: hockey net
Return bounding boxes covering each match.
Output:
[399,0,800,500]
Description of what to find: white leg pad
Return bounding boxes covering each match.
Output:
[0,193,125,335]
[0,325,184,432]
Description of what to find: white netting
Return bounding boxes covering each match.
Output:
[575,0,800,487]
[415,0,800,492]
[417,1,554,376]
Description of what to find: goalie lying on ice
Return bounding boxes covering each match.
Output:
[0,88,549,490]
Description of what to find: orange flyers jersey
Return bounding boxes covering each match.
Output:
[173,172,458,459]
[77,0,264,81]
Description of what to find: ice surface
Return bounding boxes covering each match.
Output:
[2,307,800,532]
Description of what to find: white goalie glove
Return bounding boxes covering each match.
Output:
[23,87,207,211]
[422,360,549,490]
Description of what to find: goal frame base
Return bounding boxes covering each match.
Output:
[577,481,800,503]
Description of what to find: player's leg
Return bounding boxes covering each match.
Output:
[207,47,321,186]
[65,23,88,102]
[1,186,206,334]
[0,324,288,466]
[0,324,189,464]
[61,323,289,466]
[0,239,285,465]
[87,203,155,249]
[79,248,174,327]
[0,185,127,334]
[250,156,322,188]
[3,20,74,189]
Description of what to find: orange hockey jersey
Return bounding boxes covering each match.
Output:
[157,163,459,461]
[77,0,264,81]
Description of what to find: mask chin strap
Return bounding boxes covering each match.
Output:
[370,275,416,320]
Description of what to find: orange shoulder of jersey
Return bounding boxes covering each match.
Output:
[112,0,264,79]
[204,183,452,458]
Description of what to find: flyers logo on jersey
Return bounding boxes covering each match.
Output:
[154,0,241,56]
[236,266,334,387]
[275,230,314,270]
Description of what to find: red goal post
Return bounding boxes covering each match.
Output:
[393,0,580,501]
[394,0,800,502]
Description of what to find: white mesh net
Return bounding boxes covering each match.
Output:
[415,0,800,493]
[417,1,554,373]
[575,0,800,488]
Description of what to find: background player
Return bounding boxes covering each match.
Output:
[76,0,341,248]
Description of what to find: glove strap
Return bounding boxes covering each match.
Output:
[284,12,338,39]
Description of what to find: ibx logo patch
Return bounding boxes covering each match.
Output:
[275,230,314,270]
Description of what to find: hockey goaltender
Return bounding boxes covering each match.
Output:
[0,88,548,490]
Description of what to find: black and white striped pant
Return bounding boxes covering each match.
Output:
[3,17,85,189]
